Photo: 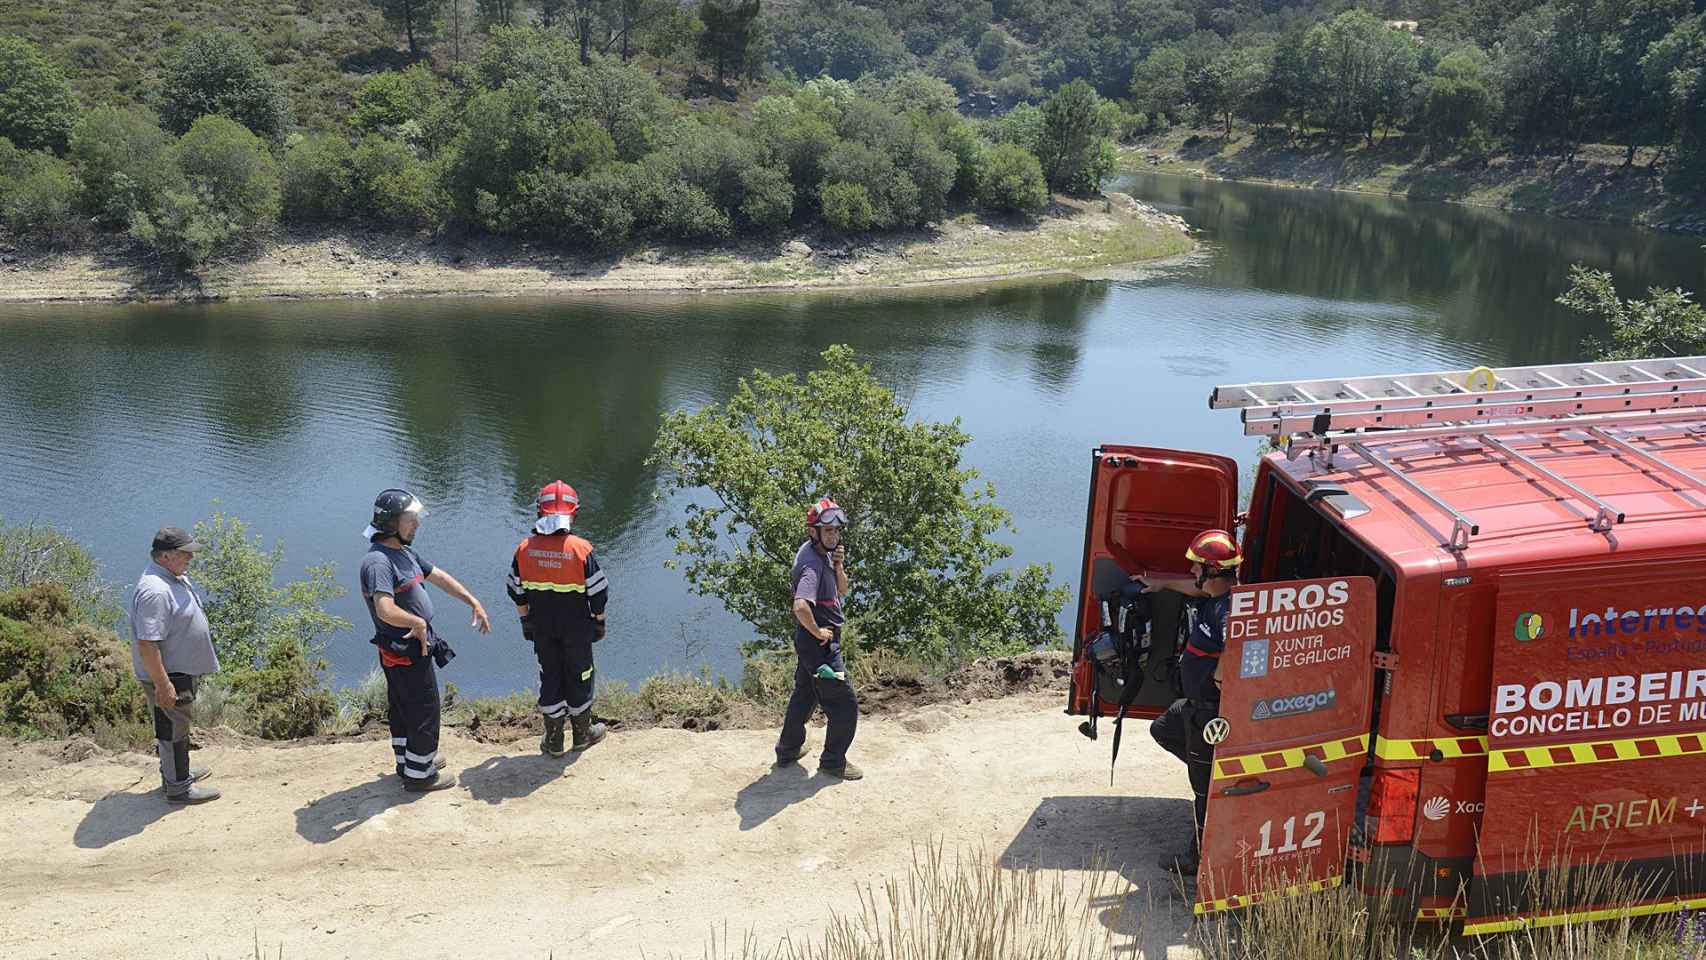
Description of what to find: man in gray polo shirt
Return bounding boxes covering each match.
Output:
[130,527,221,804]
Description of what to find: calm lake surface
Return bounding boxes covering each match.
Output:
[3,173,1702,696]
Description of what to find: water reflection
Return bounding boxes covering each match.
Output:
[2,177,1701,694]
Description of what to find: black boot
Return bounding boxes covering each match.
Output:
[570,713,607,751]
[542,715,567,757]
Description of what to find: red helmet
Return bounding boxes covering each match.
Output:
[536,481,580,518]
[806,497,848,528]
[1186,529,1241,569]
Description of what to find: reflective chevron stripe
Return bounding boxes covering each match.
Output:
[1195,872,1344,915]
[1213,734,1369,780]
[1374,735,1488,761]
[1487,731,1706,772]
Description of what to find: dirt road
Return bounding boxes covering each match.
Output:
[0,694,1199,959]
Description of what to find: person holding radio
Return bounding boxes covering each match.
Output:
[774,497,861,780]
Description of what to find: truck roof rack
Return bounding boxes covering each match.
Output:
[1209,356,1706,552]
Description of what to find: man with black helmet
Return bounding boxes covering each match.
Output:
[1142,528,1242,874]
[775,497,861,780]
[507,480,609,756]
[359,488,491,792]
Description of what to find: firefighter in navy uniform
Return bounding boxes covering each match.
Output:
[508,481,610,756]
[1142,528,1242,874]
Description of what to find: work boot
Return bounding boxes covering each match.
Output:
[570,713,607,752]
[166,784,221,805]
[775,744,812,766]
[542,715,568,758]
[395,756,447,778]
[189,766,213,783]
[1158,847,1200,875]
[820,761,863,781]
[403,771,458,793]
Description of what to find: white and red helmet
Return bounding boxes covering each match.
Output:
[806,497,848,528]
[534,481,579,534]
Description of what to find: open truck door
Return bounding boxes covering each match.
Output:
[1196,576,1378,915]
[1069,445,1239,722]
[1463,568,1706,935]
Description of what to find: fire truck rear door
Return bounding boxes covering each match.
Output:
[1070,445,1239,719]
[1196,576,1378,915]
[1464,567,1706,934]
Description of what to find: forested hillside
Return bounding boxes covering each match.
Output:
[3,0,1704,266]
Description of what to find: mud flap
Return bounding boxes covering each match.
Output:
[1196,576,1377,915]
[1463,571,1706,935]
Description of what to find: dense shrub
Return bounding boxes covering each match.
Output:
[820,180,875,232]
[219,633,337,739]
[351,136,444,228]
[737,162,794,228]
[515,167,634,246]
[0,585,147,738]
[158,33,290,140]
[0,35,78,152]
[647,178,730,241]
[978,142,1048,212]
[0,521,117,626]
[0,145,81,245]
[131,115,281,264]
[186,514,348,739]
[350,65,443,135]
[68,106,178,227]
[282,133,355,222]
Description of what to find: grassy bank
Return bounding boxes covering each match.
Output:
[1125,127,1706,233]
[0,192,1192,304]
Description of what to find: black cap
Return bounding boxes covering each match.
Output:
[152,527,206,554]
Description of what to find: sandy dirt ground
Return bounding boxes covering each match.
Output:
[0,693,1202,960]
[0,195,1193,305]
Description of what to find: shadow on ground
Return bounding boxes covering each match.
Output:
[74,789,184,849]
[459,752,580,805]
[733,760,837,831]
[1000,794,1198,957]
[293,775,426,843]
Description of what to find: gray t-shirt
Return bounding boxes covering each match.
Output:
[129,561,220,680]
[360,543,436,645]
[792,540,844,629]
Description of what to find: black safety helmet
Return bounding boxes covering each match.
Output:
[370,488,428,540]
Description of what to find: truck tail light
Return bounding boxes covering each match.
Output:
[1365,769,1420,844]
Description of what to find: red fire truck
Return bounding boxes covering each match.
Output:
[1067,356,1706,933]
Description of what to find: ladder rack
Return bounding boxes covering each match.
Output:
[1208,357,1706,553]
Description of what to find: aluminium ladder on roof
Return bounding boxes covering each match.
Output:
[1206,357,1706,552]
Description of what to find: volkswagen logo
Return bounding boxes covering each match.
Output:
[1202,717,1231,745]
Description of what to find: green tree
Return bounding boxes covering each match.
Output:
[159,33,290,140]
[977,141,1047,212]
[0,145,80,246]
[370,0,446,58]
[187,514,345,738]
[698,0,762,86]
[1563,264,1706,360]
[651,346,1067,661]
[282,133,356,222]
[476,0,517,29]
[0,521,118,627]
[1495,3,1598,151]
[1130,46,1190,124]
[1304,10,1419,146]
[975,28,1008,71]
[351,65,446,135]
[131,115,281,266]
[771,2,908,81]
[351,136,446,227]
[69,107,179,227]
[0,35,78,153]
[1037,79,1114,194]
[1644,13,1706,181]
[819,179,875,231]
[1420,49,1497,156]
